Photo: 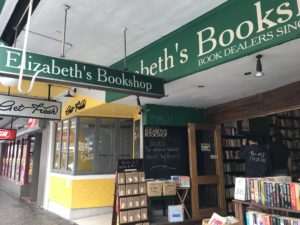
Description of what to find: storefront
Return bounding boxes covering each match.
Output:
[0,0,300,223]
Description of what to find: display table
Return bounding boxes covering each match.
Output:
[177,187,191,219]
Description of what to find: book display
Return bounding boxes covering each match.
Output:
[233,176,300,225]
[112,159,149,225]
[267,109,300,181]
[221,126,245,215]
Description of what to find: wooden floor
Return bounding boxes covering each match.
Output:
[152,216,202,225]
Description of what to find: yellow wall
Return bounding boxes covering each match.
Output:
[49,175,115,209]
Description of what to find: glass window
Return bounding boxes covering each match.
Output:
[96,118,115,174]
[77,117,96,172]
[67,118,76,172]
[60,120,69,170]
[53,123,61,169]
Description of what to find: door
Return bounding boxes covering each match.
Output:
[188,123,226,219]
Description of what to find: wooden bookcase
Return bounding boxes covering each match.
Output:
[267,109,300,181]
[221,126,245,215]
[112,159,149,225]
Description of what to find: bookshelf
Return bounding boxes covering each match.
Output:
[221,126,245,215]
[267,109,300,181]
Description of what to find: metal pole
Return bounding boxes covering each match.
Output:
[61,5,70,58]
[123,27,128,71]
[48,84,51,100]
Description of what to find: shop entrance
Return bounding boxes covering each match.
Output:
[187,123,226,219]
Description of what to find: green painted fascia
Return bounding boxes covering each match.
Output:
[142,104,204,126]
[0,0,5,13]
[106,0,300,102]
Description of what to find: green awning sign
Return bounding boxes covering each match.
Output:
[0,46,165,98]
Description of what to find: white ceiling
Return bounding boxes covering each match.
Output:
[4,0,300,110]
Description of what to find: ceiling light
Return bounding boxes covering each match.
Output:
[197,85,205,88]
[0,77,18,87]
[255,54,264,77]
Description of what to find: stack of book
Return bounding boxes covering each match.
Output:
[246,210,300,225]
[234,176,300,210]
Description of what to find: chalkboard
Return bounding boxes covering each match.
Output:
[143,126,189,179]
[117,159,143,171]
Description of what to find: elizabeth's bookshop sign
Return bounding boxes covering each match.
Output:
[0,46,165,98]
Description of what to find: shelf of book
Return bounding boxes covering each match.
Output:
[221,126,245,216]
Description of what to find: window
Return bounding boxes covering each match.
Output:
[53,116,133,174]
[77,117,96,172]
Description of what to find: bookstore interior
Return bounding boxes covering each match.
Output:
[219,107,300,225]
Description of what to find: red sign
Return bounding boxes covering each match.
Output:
[0,129,16,140]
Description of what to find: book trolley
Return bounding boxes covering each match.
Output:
[112,159,149,225]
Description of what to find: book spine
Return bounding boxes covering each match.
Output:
[270,183,274,207]
[258,180,262,204]
[275,183,280,207]
[296,183,300,210]
[283,183,287,208]
[279,183,285,208]
[290,183,297,210]
[286,183,291,209]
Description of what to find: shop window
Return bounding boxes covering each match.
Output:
[52,116,134,174]
[53,123,62,169]
[77,117,96,172]
[67,118,76,172]
[60,120,69,170]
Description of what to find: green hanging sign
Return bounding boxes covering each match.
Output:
[0,46,165,98]
[107,0,300,102]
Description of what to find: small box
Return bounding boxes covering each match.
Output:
[147,181,163,196]
[126,184,133,195]
[168,205,184,222]
[140,195,147,207]
[134,196,140,208]
[127,210,135,223]
[127,197,134,209]
[119,211,127,224]
[163,180,177,196]
[132,172,139,183]
[125,172,133,183]
[140,208,148,221]
[132,184,139,195]
[118,185,126,196]
[139,172,145,182]
[133,209,141,222]
[118,173,125,184]
[119,197,127,210]
[139,183,146,194]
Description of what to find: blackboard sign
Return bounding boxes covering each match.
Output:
[143,126,189,179]
[117,159,143,171]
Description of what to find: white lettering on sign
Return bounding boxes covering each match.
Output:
[0,131,9,138]
[197,0,300,58]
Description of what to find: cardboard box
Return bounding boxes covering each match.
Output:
[125,172,133,183]
[127,210,135,223]
[118,173,125,184]
[134,196,140,208]
[126,197,134,209]
[126,184,133,195]
[140,195,147,207]
[118,185,126,196]
[132,184,139,195]
[140,208,148,221]
[132,172,139,183]
[133,209,141,222]
[168,205,184,222]
[139,172,145,182]
[119,197,127,210]
[147,180,163,196]
[119,211,127,224]
[163,180,177,196]
[139,183,146,194]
